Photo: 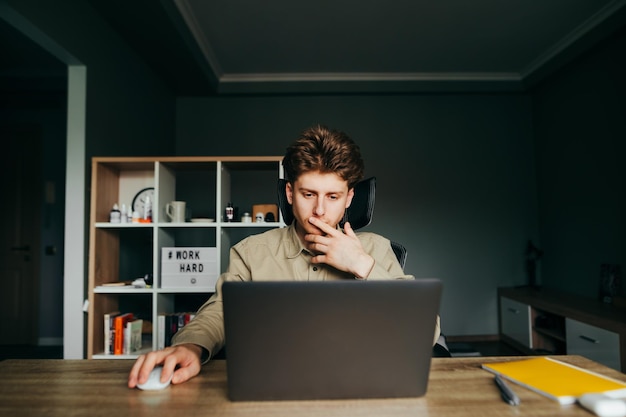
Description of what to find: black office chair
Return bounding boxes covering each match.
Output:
[277,177,450,357]
[390,241,408,272]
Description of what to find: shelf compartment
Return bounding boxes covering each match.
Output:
[88,292,153,359]
[91,158,155,223]
[220,160,283,223]
[533,325,566,342]
[531,307,566,354]
[157,228,218,291]
[158,161,218,223]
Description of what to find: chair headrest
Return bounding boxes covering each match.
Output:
[277,177,376,230]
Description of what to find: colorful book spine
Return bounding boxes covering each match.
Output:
[124,319,143,354]
[113,313,134,355]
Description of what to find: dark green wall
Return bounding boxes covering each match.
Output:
[532,26,626,298]
[175,93,537,335]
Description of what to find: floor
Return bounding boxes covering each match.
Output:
[0,340,523,361]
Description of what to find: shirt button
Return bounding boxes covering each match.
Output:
[313,266,318,271]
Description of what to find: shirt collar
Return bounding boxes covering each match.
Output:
[285,222,308,258]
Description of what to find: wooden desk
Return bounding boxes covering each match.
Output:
[1,356,624,416]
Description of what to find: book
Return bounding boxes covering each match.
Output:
[103,311,120,355]
[113,313,134,355]
[124,319,143,354]
[157,314,166,350]
[482,357,626,405]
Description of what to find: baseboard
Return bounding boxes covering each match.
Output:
[38,337,63,346]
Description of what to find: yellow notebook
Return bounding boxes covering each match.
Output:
[482,357,626,405]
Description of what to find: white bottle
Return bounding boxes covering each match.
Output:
[226,202,234,222]
[143,196,152,222]
[110,203,121,223]
[120,203,128,223]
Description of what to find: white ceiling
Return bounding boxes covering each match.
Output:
[2,0,626,95]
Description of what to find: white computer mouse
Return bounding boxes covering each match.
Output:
[579,394,626,417]
[136,366,173,391]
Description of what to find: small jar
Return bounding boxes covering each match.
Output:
[241,212,252,223]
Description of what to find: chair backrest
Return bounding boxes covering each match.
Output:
[277,176,407,268]
[391,241,407,270]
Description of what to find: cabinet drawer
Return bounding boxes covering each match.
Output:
[500,297,532,348]
[566,318,620,371]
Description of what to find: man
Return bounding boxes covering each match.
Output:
[128,125,440,388]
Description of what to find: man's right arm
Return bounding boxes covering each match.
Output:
[127,244,253,388]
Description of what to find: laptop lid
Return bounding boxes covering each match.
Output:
[222,279,442,401]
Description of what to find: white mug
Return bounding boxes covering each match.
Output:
[166,201,186,222]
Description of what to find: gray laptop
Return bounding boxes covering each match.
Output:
[222,279,442,401]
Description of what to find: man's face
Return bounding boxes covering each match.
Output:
[286,171,354,240]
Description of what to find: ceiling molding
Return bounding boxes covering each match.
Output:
[520,0,626,79]
[215,72,523,94]
[216,73,526,95]
[173,0,223,79]
[219,72,522,83]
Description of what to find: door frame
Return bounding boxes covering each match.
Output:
[1,5,87,358]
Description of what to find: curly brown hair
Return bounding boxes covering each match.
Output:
[282,125,364,189]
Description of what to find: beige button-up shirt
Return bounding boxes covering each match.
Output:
[172,223,441,360]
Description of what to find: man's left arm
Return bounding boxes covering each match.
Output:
[357,233,411,280]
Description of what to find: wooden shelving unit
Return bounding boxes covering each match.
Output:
[87,156,284,359]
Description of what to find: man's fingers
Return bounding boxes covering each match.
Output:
[128,354,146,387]
[161,354,180,383]
[171,362,200,385]
[129,348,173,387]
[343,221,355,236]
[307,217,337,234]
